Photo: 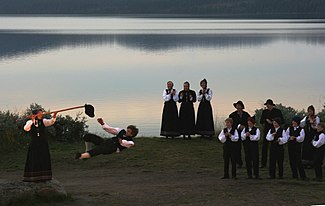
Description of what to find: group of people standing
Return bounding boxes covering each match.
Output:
[160,79,215,139]
[219,99,325,181]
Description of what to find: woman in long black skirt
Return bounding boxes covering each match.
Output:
[160,81,180,138]
[178,81,196,139]
[23,109,57,182]
[300,105,320,168]
[196,79,215,138]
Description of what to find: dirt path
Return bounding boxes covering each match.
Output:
[2,167,324,206]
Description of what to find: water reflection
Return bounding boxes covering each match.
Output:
[1,32,325,60]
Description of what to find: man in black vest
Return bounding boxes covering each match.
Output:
[285,116,307,180]
[229,100,250,168]
[260,99,284,168]
[75,118,138,159]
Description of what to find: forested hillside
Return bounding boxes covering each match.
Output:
[0,0,324,18]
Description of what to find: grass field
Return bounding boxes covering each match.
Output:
[1,137,325,205]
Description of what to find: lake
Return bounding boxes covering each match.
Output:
[1,16,325,136]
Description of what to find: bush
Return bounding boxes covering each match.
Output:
[0,103,89,152]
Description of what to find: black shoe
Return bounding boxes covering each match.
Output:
[221,176,229,179]
[75,152,81,159]
[247,176,253,179]
[269,176,275,179]
[260,165,266,168]
[232,177,238,180]
[278,176,283,179]
[255,176,262,180]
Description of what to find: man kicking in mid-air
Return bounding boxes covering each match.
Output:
[75,118,139,159]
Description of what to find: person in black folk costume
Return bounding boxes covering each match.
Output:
[300,105,320,168]
[218,118,239,179]
[260,99,284,168]
[266,118,287,179]
[196,79,215,138]
[178,81,196,140]
[75,118,138,159]
[160,81,180,139]
[312,123,325,181]
[23,109,57,182]
[229,100,250,168]
[285,116,307,180]
[241,117,261,179]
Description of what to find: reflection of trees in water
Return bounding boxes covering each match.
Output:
[1,32,325,59]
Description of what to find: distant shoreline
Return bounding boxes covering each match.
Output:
[1,13,325,20]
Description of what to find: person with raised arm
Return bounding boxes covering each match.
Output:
[23,109,57,182]
[75,118,138,159]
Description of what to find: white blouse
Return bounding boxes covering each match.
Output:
[266,127,287,145]
[163,89,179,102]
[197,88,213,102]
[285,127,305,143]
[241,127,261,141]
[218,128,239,143]
[24,117,57,132]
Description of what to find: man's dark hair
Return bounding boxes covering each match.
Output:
[127,125,139,137]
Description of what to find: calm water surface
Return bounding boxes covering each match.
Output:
[1,17,325,136]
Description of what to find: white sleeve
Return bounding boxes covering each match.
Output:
[173,90,179,102]
[205,89,213,101]
[266,129,274,141]
[241,129,247,141]
[313,134,325,148]
[24,120,33,132]
[197,90,203,102]
[218,130,226,143]
[163,90,171,102]
[102,123,122,135]
[278,130,288,145]
[121,140,135,148]
[43,117,56,127]
[300,116,307,128]
[296,129,305,143]
[250,128,261,141]
[231,130,239,142]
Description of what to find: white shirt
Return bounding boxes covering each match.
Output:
[285,127,305,143]
[241,127,261,141]
[24,117,57,132]
[266,127,287,145]
[102,123,134,148]
[197,88,213,102]
[312,133,325,148]
[300,116,320,129]
[218,128,239,143]
[163,89,179,102]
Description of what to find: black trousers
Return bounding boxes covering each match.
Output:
[223,142,237,178]
[84,133,117,157]
[269,143,284,178]
[243,141,259,177]
[314,147,325,179]
[236,138,243,166]
[288,141,306,178]
[261,132,269,167]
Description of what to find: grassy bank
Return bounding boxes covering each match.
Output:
[1,137,325,205]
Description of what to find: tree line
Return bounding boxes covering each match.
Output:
[0,0,324,18]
